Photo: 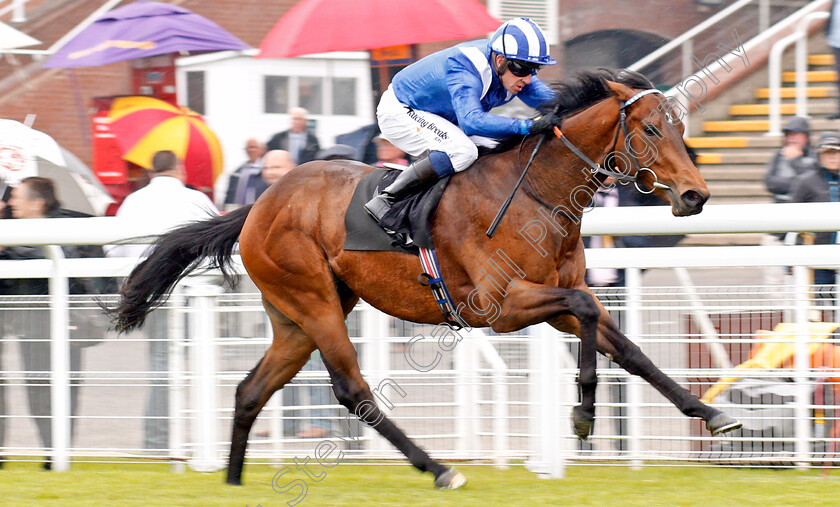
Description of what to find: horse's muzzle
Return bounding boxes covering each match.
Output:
[677,189,709,216]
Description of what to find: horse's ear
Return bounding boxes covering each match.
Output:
[605,80,635,101]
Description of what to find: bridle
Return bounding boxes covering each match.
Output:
[553,88,669,195]
[486,87,672,237]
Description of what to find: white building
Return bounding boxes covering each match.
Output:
[176,49,376,201]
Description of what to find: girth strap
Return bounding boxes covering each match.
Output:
[418,248,469,330]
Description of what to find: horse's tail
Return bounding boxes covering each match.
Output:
[111,204,253,333]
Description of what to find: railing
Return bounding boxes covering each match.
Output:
[767,3,831,135]
[2,203,840,477]
[629,0,769,75]
[628,0,825,135]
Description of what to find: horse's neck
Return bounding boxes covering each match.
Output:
[524,99,619,212]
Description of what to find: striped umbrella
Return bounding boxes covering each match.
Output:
[107,96,222,193]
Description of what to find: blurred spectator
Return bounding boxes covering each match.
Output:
[315,144,358,161]
[261,150,297,187]
[761,117,816,285]
[266,107,320,165]
[105,150,218,452]
[222,137,267,210]
[0,177,107,470]
[373,135,409,167]
[791,131,840,288]
[827,1,840,119]
[764,117,816,203]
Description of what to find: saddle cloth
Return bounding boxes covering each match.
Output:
[343,168,450,254]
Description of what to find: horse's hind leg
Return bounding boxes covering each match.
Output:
[226,298,315,485]
[271,295,463,487]
[320,350,466,489]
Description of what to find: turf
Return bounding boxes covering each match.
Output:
[1,460,839,506]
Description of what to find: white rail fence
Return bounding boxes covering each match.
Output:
[1,204,840,478]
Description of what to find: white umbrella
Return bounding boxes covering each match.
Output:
[0,119,114,216]
[0,21,41,50]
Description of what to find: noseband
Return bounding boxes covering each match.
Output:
[554,88,669,194]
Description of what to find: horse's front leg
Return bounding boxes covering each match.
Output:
[490,280,602,439]
[554,287,742,436]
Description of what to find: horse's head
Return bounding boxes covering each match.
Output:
[604,77,710,216]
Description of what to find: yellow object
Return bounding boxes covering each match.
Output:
[703,120,769,132]
[700,322,839,403]
[695,153,722,164]
[685,137,750,149]
[754,87,831,99]
[729,104,797,115]
[782,70,837,83]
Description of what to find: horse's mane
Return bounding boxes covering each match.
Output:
[480,68,655,156]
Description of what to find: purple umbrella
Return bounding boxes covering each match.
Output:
[43,1,249,68]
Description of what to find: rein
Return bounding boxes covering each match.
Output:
[485,87,669,238]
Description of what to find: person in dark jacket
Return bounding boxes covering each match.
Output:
[223,137,266,209]
[0,177,105,470]
[764,116,817,203]
[791,131,840,286]
[266,107,320,165]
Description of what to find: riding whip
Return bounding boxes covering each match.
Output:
[486,133,547,238]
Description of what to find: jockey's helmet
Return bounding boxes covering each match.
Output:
[489,17,556,66]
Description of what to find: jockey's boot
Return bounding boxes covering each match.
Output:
[364,155,439,224]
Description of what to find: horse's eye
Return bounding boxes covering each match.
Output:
[644,125,662,138]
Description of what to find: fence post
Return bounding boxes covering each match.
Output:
[360,305,390,453]
[526,323,569,478]
[625,267,644,470]
[45,245,70,472]
[793,265,812,469]
[470,328,510,468]
[186,281,224,472]
[455,329,479,458]
[169,284,187,473]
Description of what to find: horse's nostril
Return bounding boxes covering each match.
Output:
[681,190,707,208]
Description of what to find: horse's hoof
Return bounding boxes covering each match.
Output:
[573,405,594,440]
[706,412,742,436]
[435,468,467,490]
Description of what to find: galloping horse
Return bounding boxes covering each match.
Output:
[110,69,740,489]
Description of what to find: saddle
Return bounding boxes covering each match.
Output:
[343,168,450,254]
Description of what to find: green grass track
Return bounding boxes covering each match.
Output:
[2,460,839,506]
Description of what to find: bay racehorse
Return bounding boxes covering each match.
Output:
[110,69,741,489]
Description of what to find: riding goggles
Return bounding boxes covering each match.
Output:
[506,59,543,77]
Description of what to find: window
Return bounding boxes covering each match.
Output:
[263,75,357,115]
[332,78,357,116]
[264,76,289,114]
[186,71,205,115]
[298,76,323,115]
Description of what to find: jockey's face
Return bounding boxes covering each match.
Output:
[495,54,533,95]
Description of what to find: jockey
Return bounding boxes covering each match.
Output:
[365,17,558,223]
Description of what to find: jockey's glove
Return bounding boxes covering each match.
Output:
[530,112,557,134]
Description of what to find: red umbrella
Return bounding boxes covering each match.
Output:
[258,0,500,58]
[107,96,223,194]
